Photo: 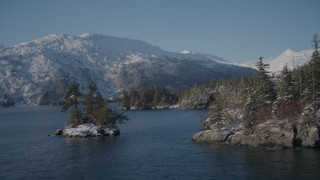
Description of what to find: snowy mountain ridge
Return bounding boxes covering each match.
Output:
[0,33,256,105]
[240,49,313,73]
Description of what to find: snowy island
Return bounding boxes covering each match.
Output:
[55,123,120,137]
[55,84,128,138]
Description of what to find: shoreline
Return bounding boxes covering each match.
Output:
[192,118,320,149]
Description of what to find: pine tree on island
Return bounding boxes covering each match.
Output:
[57,83,128,137]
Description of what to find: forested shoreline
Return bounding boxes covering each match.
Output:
[191,35,320,148]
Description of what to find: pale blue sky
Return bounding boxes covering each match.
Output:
[0,0,319,62]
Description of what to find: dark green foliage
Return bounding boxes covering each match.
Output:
[208,92,224,128]
[181,35,320,130]
[243,93,258,129]
[93,95,128,127]
[310,34,320,102]
[62,84,128,127]
[69,108,82,127]
[61,83,82,125]
[121,91,131,109]
[277,65,297,102]
[119,87,178,109]
[254,57,276,106]
[61,83,81,112]
[85,84,96,123]
[1,93,15,107]
[105,108,128,127]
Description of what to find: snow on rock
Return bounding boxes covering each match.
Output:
[192,119,320,149]
[61,123,120,137]
[103,128,120,136]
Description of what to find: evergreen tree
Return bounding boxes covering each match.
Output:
[277,65,295,102]
[120,91,131,109]
[310,34,320,105]
[254,57,276,106]
[303,34,320,119]
[208,92,224,128]
[300,66,313,100]
[85,84,96,123]
[105,108,128,128]
[153,87,161,105]
[95,96,108,127]
[130,90,139,107]
[243,91,258,129]
[61,83,81,112]
[61,84,129,128]
[272,65,301,119]
[61,83,82,125]
[139,89,147,108]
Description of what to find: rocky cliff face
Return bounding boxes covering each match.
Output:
[192,118,320,149]
[0,33,256,105]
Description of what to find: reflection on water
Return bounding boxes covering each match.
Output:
[0,108,319,179]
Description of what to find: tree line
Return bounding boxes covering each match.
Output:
[61,84,128,127]
[180,34,320,130]
[119,87,179,109]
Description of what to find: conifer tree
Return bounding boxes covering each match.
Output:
[208,92,224,128]
[130,90,139,107]
[153,87,161,105]
[61,83,82,125]
[310,34,320,104]
[95,95,108,127]
[61,83,81,112]
[254,57,276,106]
[139,89,147,108]
[304,33,320,118]
[120,91,131,109]
[243,90,258,129]
[277,65,295,102]
[85,84,96,123]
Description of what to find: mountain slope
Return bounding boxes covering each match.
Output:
[240,49,313,73]
[0,33,256,105]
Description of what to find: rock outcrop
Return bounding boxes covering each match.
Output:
[56,123,120,137]
[192,119,320,149]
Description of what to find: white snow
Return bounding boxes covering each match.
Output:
[63,123,100,137]
[0,33,253,105]
[181,50,192,54]
[62,123,120,137]
[240,49,313,73]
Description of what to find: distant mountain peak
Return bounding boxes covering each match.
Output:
[282,48,295,56]
[80,32,94,38]
[0,33,256,105]
[240,49,313,73]
[181,50,192,54]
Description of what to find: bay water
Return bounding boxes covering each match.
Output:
[0,107,319,179]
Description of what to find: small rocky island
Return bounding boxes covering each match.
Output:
[55,84,128,137]
[55,123,120,137]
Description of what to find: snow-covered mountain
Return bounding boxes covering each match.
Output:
[240,49,313,74]
[0,33,256,105]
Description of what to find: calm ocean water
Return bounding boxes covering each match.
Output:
[0,107,319,179]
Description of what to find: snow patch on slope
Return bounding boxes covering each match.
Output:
[0,33,256,105]
[240,49,313,73]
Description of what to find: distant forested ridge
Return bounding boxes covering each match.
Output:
[119,87,179,110]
